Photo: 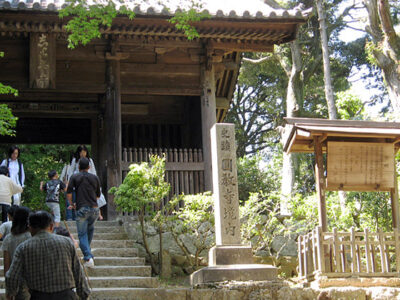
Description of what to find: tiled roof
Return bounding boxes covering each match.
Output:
[0,0,311,20]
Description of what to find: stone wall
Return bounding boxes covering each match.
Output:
[118,216,299,277]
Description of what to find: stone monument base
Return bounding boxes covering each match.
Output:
[190,264,277,285]
[209,245,253,265]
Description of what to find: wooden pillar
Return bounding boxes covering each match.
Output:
[96,112,108,218]
[200,64,217,192]
[391,155,400,230]
[105,43,122,219]
[91,118,99,166]
[314,136,327,232]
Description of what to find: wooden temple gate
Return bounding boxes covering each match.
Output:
[0,1,310,219]
[283,118,400,282]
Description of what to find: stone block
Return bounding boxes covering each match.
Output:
[209,245,253,266]
[190,264,277,285]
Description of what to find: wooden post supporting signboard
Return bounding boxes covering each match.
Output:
[390,156,400,230]
[314,136,327,232]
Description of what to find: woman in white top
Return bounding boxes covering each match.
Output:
[68,145,97,177]
[1,146,24,205]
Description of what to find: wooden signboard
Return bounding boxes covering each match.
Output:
[326,142,394,191]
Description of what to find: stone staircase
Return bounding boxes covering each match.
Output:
[0,220,162,299]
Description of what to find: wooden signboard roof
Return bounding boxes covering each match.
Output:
[283,118,400,154]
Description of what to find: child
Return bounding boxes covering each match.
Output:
[40,170,66,228]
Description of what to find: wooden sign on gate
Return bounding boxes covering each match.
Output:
[326,142,394,191]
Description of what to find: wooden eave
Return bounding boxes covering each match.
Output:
[0,12,302,51]
[283,117,400,154]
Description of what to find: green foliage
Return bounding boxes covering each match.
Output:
[240,192,282,254]
[0,51,18,136]
[59,0,135,48]
[110,155,170,214]
[0,144,76,214]
[365,40,382,67]
[60,0,208,48]
[0,104,18,136]
[169,5,210,40]
[336,91,364,120]
[163,192,214,267]
[0,83,18,97]
[237,153,281,202]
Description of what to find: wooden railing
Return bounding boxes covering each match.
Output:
[121,148,205,207]
[298,227,400,280]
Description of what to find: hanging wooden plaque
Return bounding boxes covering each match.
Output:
[326,142,394,191]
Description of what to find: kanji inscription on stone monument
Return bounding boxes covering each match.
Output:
[211,123,241,245]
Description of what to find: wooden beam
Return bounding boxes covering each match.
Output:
[121,104,149,115]
[200,64,217,192]
[120,63,200,76]
[216,97,230,110]
[121,87,202,96]
[314,136,327,232]
[208,40,274,52]
[4,102,99,115]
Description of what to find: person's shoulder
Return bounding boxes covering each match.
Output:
[0,221,11,228]
[53,234,75,248]
[2,232,12,245]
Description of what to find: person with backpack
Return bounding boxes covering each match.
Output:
[1,145,25,206]
[40,170,66,228]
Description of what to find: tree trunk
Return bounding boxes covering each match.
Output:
[316,0,337,120]
[139,210,158,274]
[280,40,303,215]
[317,0,346,207]
[364,0,400,113]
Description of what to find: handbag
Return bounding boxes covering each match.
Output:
[97,192,107,208]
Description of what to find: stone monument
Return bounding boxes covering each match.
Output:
[191,123,277,285]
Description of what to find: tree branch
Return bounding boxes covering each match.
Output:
[243,55,273,64]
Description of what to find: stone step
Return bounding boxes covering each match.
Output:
[79,232,128,240]
[94,257,145,266]
[89,288,172,300]
[89,277,159,288]
[65,221,121,227]
[0,256,144,267]
[89,240,134,248]
[77,248,138,257]
[0,276,158,289]
[86,266,151,277]
[64,226,124,234]
[0,288,247,300]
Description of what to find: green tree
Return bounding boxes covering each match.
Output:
[110,155,170,274]
[0,52,18,136]
[162,192,214,269]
